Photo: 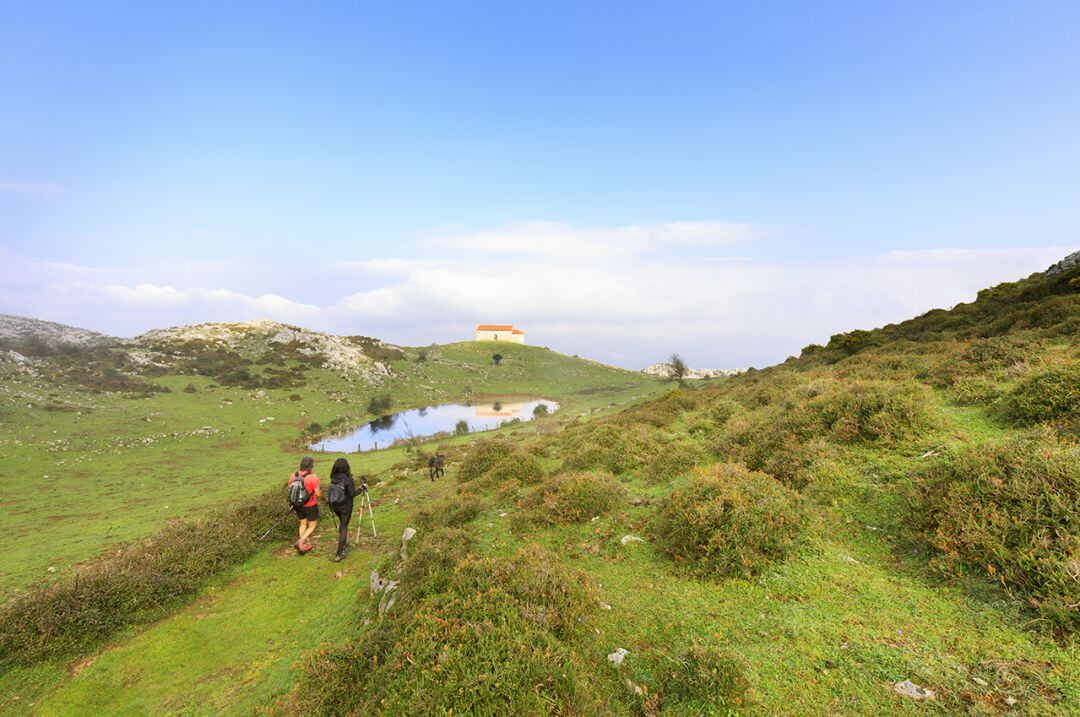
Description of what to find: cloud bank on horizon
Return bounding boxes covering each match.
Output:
[0,222,1072,370]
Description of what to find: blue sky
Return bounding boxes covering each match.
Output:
[1,2,1077,367]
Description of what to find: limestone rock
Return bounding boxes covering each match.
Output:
[893,679,935,701]
[1045,250,1080,277]
[607,648,629,667]
[400,527,417,559]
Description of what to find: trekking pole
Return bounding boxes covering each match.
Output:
[258,508,292,541]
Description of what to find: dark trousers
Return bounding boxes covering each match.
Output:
[333,505,352,556]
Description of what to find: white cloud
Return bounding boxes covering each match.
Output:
[0,179,65,197]
[99,283,191,307]
[425,220,770,260]
[0,232,1074,369]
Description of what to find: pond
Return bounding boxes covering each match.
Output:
[310,398,559,452]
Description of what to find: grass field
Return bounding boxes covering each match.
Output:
[0,340,664,594]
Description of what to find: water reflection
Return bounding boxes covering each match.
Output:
[311,398,559,452]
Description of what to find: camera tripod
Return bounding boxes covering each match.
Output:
[354,486,377,543]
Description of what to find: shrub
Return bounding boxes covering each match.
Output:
[708,397,741,425]
[960,336,1037,370]
[947,375,1001,406]
[367,393,393,415]
[649,643,751,714]
[483,451,545,485]
[456,438,518,482]
[995,365,1080,427]
[560,422,659,474]
[641,439,706,484]
[807,379,936,443]
[298,543,606,716]
[412,497,486,532]
[454,419,469,435]
[523,471,627,525]
[911,433,1079,633]
[396,527,479,605]
[0,489,286,664]
[532,402,549,417]
[654,463,807,579]
[182,383,197,393]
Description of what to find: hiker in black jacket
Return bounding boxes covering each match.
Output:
[327,458,362,562]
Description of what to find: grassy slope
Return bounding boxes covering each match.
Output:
[487,394,1078,715]
[0,340,661,594]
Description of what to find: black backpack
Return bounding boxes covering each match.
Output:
[327,479,348,507]
[288,472,310,508]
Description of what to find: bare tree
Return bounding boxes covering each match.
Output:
[668,353,689,387]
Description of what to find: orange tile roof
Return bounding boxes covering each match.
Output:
[511,329,524,334]
[476,324,514,331]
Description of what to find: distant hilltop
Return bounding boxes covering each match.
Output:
[642,362,744,380]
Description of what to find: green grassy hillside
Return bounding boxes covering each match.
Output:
[0,330,662,595]
[1,257,1076,716]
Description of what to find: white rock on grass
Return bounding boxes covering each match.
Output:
[607,648,629,667]
[893,679,935,701]
[400,527,417,559]
[620,535,644,546]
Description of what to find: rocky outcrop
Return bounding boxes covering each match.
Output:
[1045,250,1080,277]
[0,313,117,348]
[642,362,743,380]
[134,319,396,379]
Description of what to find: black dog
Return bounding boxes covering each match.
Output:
[428,454,445,481]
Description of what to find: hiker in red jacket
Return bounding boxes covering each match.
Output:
[287,456,323,554]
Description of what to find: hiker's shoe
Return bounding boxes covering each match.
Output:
[298,540,313,554]
[332,553,344,562]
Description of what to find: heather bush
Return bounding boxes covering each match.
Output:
[995,365,1080,427]
[0,489,285,664]
[947,375,1001,406]
[650,643,751,715]
[961,336,1038,370]
[411,496,486,531]
[708,397,741,425]
[641,438,707,484]
[482,450,545,485]
[396,527,479,605]
[654,463,806,579]
[299,543,607,716]
[911,433,1079,633]
[457,437,516,482]
[523,471,627,525]
[560,422,659,474]
[806,379,936,443]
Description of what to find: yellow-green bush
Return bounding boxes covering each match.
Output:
[654,463,807,579]
[806,379,937,443]
[483,450,546,485]
[523,471,627,524]
[560,422,660,474]
[995,365,1080,427]
[456,437,516,482]
[299,543,608,716]
[641,438,707,484]
[411,496,486,531]
[653,643,750,714]
[911,433,1079,633]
